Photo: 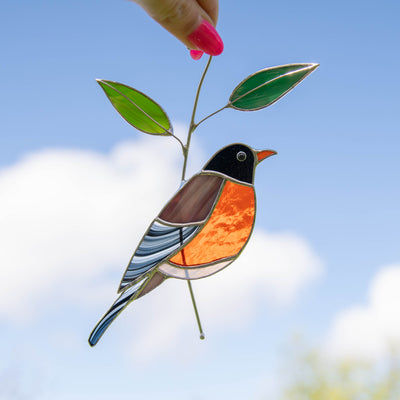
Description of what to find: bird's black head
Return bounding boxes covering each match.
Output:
[203,143,276,184]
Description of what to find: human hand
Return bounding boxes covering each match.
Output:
[131,0,223,59]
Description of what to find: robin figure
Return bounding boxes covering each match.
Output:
[89,143,276,346]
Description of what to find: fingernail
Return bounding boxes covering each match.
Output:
[190,50,204,60]
[187,20,224,56]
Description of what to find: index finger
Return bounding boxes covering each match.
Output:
[197,0,219,26]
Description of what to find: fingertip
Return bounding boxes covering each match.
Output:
[187,19,224,56]
[190,50,204,60]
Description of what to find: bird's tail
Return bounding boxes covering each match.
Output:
[88,278,148,347]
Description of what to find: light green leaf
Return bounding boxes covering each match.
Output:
[229,63,319,111]
[97,80,172,135]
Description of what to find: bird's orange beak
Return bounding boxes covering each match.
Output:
[256,149,277,163]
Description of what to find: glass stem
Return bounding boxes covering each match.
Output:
[179,55,213,339]
[188,280,205,339]
[181,55,213,182]
[196,104,228,128]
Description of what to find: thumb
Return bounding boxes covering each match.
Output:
[133,0,224,56]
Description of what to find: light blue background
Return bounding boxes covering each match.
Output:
[1,0,399,398]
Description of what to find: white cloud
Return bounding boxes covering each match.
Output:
[0,134,322,360]
[0,134,182,321]
[325,265,400,360]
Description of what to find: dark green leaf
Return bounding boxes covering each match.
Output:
[229,63,319,111]
[97,80,172,135]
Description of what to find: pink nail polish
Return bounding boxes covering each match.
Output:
[190,50,204,60]
[187,20,224,56]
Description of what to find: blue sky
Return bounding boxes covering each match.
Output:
[1,0,400,398]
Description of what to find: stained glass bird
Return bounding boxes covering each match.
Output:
[89,143,276,346]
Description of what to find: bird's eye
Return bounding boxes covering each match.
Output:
[236,151,247,162]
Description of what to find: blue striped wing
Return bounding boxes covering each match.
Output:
[89,278,147,346]
[118,220,199,292]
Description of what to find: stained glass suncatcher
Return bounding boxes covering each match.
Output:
[89,58,318,346]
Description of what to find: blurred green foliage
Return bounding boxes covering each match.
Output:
[280,344,400,400]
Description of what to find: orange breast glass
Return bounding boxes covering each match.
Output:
[170,180,255,266]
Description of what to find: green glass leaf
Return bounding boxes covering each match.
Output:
[229,63,319,111]
[97,80,172,135]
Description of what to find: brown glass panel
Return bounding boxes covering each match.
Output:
[170,181,255,265]
[137,272,166,299]
[159,174,223,224]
